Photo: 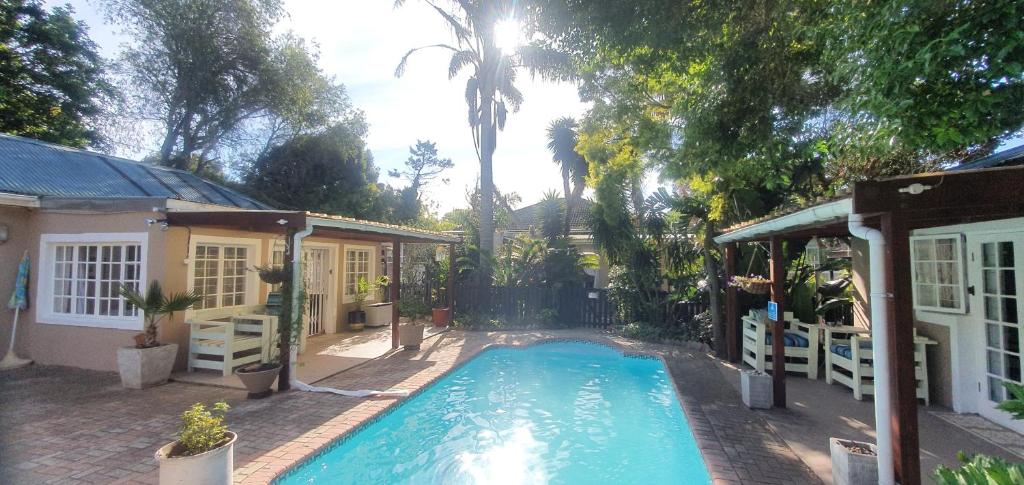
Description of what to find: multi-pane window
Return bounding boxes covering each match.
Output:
[51,243,142,318]
[193,244,248,310]
[911,235,966,313]
[345,248,371,299]
[981,240,1021,403]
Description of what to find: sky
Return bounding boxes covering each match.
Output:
[57,0,592,214]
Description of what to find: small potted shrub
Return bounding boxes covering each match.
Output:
[347,277,371,331]
[155,401,236,485]
[366,276,393,327]
[730,275,773,294]
[399,297,429,350]
[740,369,772,409]
[829,438,878,485]
[117,282,202,389]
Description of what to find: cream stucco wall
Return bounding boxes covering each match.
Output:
[0,206,35,356]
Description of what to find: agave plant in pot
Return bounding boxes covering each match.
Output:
[117,282,202,389]
[155,400,236,485]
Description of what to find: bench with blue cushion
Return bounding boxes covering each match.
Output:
[765,332,810,348]
[829,341,872,359]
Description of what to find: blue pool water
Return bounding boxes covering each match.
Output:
[277,342,710,484]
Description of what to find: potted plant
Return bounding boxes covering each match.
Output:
[366,276,393,327]
[730,275,773,294]
[829,437,878,485]
[235,360,281,399]
[430,261,451,327]
[155,401,236,485]
[347,276,371,331]
[399,297,428,350]
[740,369,773,409]
[117,282,202,389]
[253,265,289,286]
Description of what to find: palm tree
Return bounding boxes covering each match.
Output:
[546,117,588,237]
[120,281,203,348]
[394,0,568,282]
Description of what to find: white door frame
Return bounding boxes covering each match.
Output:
[297,242,338,353]
[966,231,1024,434]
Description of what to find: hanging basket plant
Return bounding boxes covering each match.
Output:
[253,265,289,285]
[730,275,773,295]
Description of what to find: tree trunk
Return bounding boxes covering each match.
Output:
[703,220,726,358]
[562,176,572,237]
[477,91,496,285]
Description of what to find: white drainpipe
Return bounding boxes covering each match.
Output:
[848,213,894,485]
[289,223,314,381]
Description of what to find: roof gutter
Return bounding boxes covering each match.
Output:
[713,198,852,244]
[0,192,40,208]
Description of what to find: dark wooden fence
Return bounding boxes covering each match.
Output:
[451,284,618,327]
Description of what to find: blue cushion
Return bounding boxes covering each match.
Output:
[831,341,871,358]
[765,332,810,348]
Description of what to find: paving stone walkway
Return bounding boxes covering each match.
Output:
[0,329,818,484]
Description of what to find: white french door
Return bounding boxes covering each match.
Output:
[969,233,1024,432]
[303,247,331,336]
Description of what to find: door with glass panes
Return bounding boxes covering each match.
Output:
[969,233,1024,433]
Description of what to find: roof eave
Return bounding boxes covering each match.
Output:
[714,198,853,244]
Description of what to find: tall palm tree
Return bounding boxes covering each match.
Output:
[546,116,588,237]
[394,0,568,282]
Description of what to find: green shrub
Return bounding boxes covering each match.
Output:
[177,401,230,456]
[935,452,1024,485]
[398,294,430,320]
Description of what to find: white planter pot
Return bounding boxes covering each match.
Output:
[399,323,425,350]
[830,438,878,485]
[116,343,178,389]
[740,369,773,409]
[156,431,236,485]
[366,303,393,327]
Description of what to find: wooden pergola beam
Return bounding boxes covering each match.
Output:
[769,236,787,408]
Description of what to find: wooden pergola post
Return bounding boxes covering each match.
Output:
[881,213,921,484]
[391,239,401,349]
[448,243,456,319]
[769,236,787,407]
[724,242,739,362]
[277,227,298,392]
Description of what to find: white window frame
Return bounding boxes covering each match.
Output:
[342,244,376,304]
[910,233,968,314]
[37,233,149,330]
[187,235,262,316]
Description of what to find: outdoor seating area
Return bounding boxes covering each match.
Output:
[187,314,279,376]
[824,326,935,405]
[741,310,820,379]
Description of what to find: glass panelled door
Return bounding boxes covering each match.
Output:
[303,247,331,336]
[976,235,1023,428]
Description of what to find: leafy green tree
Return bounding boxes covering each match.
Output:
[389,139,454,222]
[244,117,380,217]
[105,0,348,174]
[0,0,110,147]
[546,116,588,237]
[395,0,569,279]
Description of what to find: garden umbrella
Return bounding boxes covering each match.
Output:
[0,250,32,370]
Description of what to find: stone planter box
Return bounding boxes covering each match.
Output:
[740,369,772,409]
[116,343,178,389]
[830,438,878,485]
[156,431,236,485]
[366,302,392,327]
[399,322,425,350]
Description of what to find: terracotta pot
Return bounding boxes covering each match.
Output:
[116,343,178,389]
[155,431,236,485]
[236,364,280,398]
[432,307,451,327]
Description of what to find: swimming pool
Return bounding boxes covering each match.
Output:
[276,341,710,484]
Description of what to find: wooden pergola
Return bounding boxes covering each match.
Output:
[715,166,1024,485]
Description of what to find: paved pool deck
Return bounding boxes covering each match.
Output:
[1,329,1019,484]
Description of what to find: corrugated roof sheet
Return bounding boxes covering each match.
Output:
[0,134,271,209]
[307,212,460,242]
[949,144,1024,171]
[508,198,594,233]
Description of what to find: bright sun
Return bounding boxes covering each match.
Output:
[493,19,522,54]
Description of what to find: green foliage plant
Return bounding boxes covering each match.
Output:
[120,281,202,348]
[935,382,1024,483]
[176,401,231,456]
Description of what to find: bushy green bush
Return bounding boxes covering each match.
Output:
[177,401,230,456]
[934,452,1024,485]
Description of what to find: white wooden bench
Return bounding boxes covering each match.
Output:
[742,310,821,379]
[824,325,935,404]
[187,314,278,376]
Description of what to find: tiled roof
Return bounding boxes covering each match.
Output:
[0,134,271,209]
[508,198,593,233]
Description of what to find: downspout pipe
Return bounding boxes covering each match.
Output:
[289,222,314,382]
[848,213,895,485]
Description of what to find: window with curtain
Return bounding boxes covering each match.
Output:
[911,234,966,313]
[193,244,249,309]
[345,247,371,300]
[51,243,142,318]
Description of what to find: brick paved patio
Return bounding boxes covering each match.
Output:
[1,329,819,484]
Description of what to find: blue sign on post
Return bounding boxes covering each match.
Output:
[767,301,778,322]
